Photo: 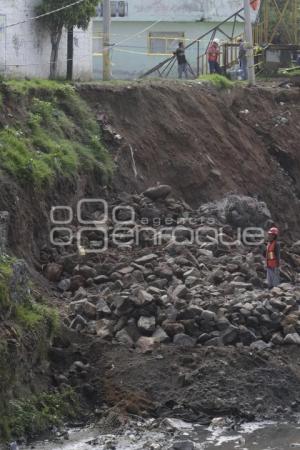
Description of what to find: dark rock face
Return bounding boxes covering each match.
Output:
[9,260,30,305]
[0,211,9,253]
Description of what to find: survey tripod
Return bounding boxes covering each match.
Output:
[166,56,196,79]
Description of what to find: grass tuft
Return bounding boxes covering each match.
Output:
[15,302,60,336]
[4,79,74,96]
[198,74,234,89]
[279,67,300,77]
[0,81,114,188]
[3,388,80,440]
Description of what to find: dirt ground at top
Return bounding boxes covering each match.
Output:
[79,80,300,237]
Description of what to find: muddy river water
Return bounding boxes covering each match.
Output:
[20,420,300,450]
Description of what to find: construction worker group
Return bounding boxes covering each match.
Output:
[174,37,249,80]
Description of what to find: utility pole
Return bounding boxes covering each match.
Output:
[244,0,255,85]
[67,26,74,81]
[103,0,111,81]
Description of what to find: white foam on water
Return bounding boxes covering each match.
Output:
[212,435,243,447]
[20,427,99,450]
[203,421,279,449]
[205,424,240,447]
[240,421,277,434]
[164,418,194,430]
[21,420,300,450]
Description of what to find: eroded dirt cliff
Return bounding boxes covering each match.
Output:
[79,81,300,236]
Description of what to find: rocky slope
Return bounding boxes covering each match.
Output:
[2,79,300,445]
[41,186,300,431]
[51,190,300,350]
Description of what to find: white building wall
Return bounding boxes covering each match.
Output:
[110,0,244,22]
[91,20,244,80]
[0,0,250,80]
[73,24,93,81]
[0,0,67,78]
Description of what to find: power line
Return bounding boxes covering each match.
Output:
[4,0,86,30]
[111,19,162,48]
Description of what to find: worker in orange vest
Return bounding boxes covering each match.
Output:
[266,227,280,289]
[207,39,221,75]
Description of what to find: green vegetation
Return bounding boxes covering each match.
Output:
[261,0,298,46]
[0,94,84,436]
[0,80,113,188]
[4,79,74,95]
[0,255,65,441]
[2,388,80,440]
[0,255,13,311]
[0,254,59,336]
[15,302,59,335]
[279,67,300,77]
[198,74,235,89]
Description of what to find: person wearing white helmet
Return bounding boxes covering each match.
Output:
[237,36,248,80]
[207,38,221,74]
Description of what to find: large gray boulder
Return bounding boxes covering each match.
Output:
[284,333,300,345]
[153,326,170,343]
[173,333,196,347]
[138,316,156,334]
[115,329,134,347]
[143,185,172,200]
[221,325,239,345]
[199,194,271,228]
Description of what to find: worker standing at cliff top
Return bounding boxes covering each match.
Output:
[174,42,188,79]
[266,227,280,289]
[237,36,248,80]
[207,38,222,75]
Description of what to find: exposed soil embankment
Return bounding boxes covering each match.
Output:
[1,80,300,258]
[79,81,300,235]
[0,81,112,263]
[2,80,300,444]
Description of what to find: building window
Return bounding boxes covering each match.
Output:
[96,1,128,17]
[149,32,185,54]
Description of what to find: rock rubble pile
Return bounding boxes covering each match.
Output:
[44,187,300,351]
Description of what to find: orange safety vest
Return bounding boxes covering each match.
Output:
[208,44,220,62]
[266,240,279,268]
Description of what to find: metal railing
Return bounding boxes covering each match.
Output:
[140,4,247,79]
